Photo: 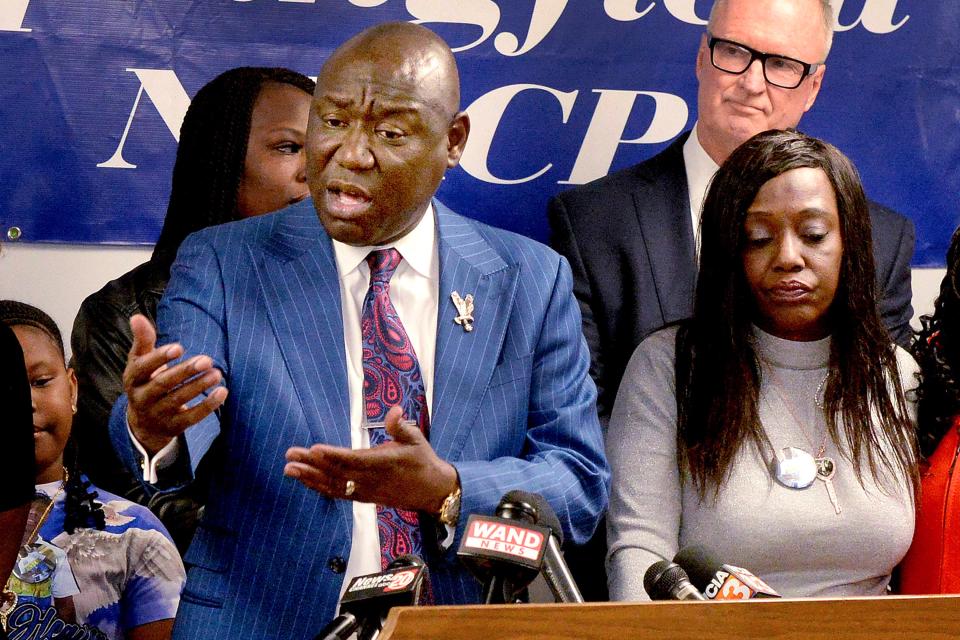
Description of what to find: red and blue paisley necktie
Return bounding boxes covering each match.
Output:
[361,248,429,569]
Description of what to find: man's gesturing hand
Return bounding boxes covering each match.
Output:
[283,406,458,513]
[124,314,228,455]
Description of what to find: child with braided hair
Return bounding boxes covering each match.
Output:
[1,300,184,640]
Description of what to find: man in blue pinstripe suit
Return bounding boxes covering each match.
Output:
[109,22,609,639]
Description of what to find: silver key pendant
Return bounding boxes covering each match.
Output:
[816,457,842,515]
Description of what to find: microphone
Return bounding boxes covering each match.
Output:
[643,560,707,601]
[673,545,780,600]
[314,614,358,640]
[457,490,551,604]
[520,492,584,603]
[313,555,427,640]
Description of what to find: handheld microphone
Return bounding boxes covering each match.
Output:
[313,555,427,640]
[314,613,358,640]
[520,492,584,603]
[457,490,551,604]
[673,545,780,600]
[643,560,706,601]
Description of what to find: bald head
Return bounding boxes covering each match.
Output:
[305,22,470,247]
[320,22,461,120]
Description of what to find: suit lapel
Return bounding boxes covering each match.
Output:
[634,134,698,325]
[430,201,518,462]
[248,201,518,461]
[251,202,350,449]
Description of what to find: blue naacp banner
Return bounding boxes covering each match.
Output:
[0,1,957,266]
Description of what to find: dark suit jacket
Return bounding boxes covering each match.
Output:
[109,199,610,639]
[548,131,916,425]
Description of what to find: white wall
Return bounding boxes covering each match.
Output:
[0,243,948,360]
[911,267,945,328]
[0,244,152,358]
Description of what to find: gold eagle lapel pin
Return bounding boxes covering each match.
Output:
[450,291,475,332]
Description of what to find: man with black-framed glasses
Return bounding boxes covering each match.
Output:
[694,1,829,164]
[548,0,915,602]
[707,35,821,90]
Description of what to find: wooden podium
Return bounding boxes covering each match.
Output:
[379,595,960,639]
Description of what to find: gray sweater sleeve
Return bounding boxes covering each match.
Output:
[606,327,681,601]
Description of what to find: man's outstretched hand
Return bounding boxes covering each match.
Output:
[284,405,458,512]
[124,314,228,455]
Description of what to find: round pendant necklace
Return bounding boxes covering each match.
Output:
[773,445,819,489]
[765,370,829,490]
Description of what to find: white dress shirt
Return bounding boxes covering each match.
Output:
[333,203,439,591]
[132,203,440,597]
[682,122,721,262]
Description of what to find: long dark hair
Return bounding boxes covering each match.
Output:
[151,67,315,272]
[676,129,918,498]
[0,300,106,532]
[912,226,960,458]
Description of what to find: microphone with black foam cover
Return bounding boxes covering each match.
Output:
[457,490,552,604]
[643,560,707,601]
[313,554,427,640]
[673,545,780,600]
[519,492,584,603]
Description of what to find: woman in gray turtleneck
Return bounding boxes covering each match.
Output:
[606,130,919,600]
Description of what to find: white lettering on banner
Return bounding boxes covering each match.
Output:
[402,0,570,55]
[0,0,32,32]
[407,0,501,52]
[492,0,568,57]
[236,0,393,5]
[604,0,655,22]
[230,1,904,53]
[97,69,190,170]
[604,0,706,23]
[461,84,578,185]
[561,90,688,185]
[662,0,708,25]
[233,0,347,3]
[832,0,908,34]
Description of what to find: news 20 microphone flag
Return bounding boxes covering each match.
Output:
[1,2,956,266]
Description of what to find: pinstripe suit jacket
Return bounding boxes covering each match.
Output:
[109,199,609,639]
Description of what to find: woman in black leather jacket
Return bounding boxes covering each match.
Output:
[69,67,315,552]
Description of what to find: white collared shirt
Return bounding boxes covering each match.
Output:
[682,123,721,262]
[333,203,439,590]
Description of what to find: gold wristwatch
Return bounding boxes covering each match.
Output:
[437,485,462,527]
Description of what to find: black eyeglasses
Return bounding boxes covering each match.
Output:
[707,35,821,89]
